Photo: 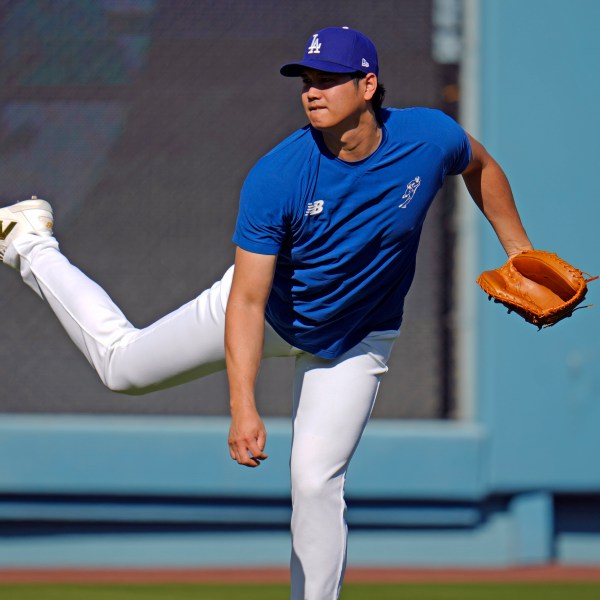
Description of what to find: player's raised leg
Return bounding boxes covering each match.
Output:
[0,197,233,393]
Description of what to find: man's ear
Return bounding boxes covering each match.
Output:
[363,73,378,101]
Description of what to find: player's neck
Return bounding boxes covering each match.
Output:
[321,111,381,162]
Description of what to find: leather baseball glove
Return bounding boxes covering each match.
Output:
[477,249,597,328]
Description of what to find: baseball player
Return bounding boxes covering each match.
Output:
[0,27,532,600]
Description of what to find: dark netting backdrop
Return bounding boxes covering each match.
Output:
[0,0,460,418]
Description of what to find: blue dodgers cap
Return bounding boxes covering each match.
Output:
[280,26,379,77]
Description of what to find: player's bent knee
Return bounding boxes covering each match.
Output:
[97,367,157,395]
[99,376,148,395]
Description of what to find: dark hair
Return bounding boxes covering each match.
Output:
[352,72,386,122]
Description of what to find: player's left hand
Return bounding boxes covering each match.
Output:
[477,249,597,328]
[228,405,268,468]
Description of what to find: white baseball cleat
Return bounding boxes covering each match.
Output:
[0,196,54,268]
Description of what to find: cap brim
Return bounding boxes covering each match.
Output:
[280,59,359,77]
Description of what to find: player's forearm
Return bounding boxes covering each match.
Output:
[463,136,533,257]
[463,163,532,256]
[225,247,276,412]
[225,300,265,413]
[225,297,269,467]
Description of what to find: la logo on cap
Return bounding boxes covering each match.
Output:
[307,34,321,54]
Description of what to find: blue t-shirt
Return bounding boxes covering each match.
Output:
[233,107,471,358]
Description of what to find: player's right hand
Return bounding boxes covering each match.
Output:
[228,405,268,468]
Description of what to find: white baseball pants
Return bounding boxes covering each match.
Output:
[12,233,398,600]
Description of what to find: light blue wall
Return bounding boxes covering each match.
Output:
[476,0,600,490]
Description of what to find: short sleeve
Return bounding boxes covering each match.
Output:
[438,112,472,176]
[233,159,288,255]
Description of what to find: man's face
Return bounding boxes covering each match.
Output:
[300,68,366,131]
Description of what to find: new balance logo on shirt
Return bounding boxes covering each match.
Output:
[306,200,325,216]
